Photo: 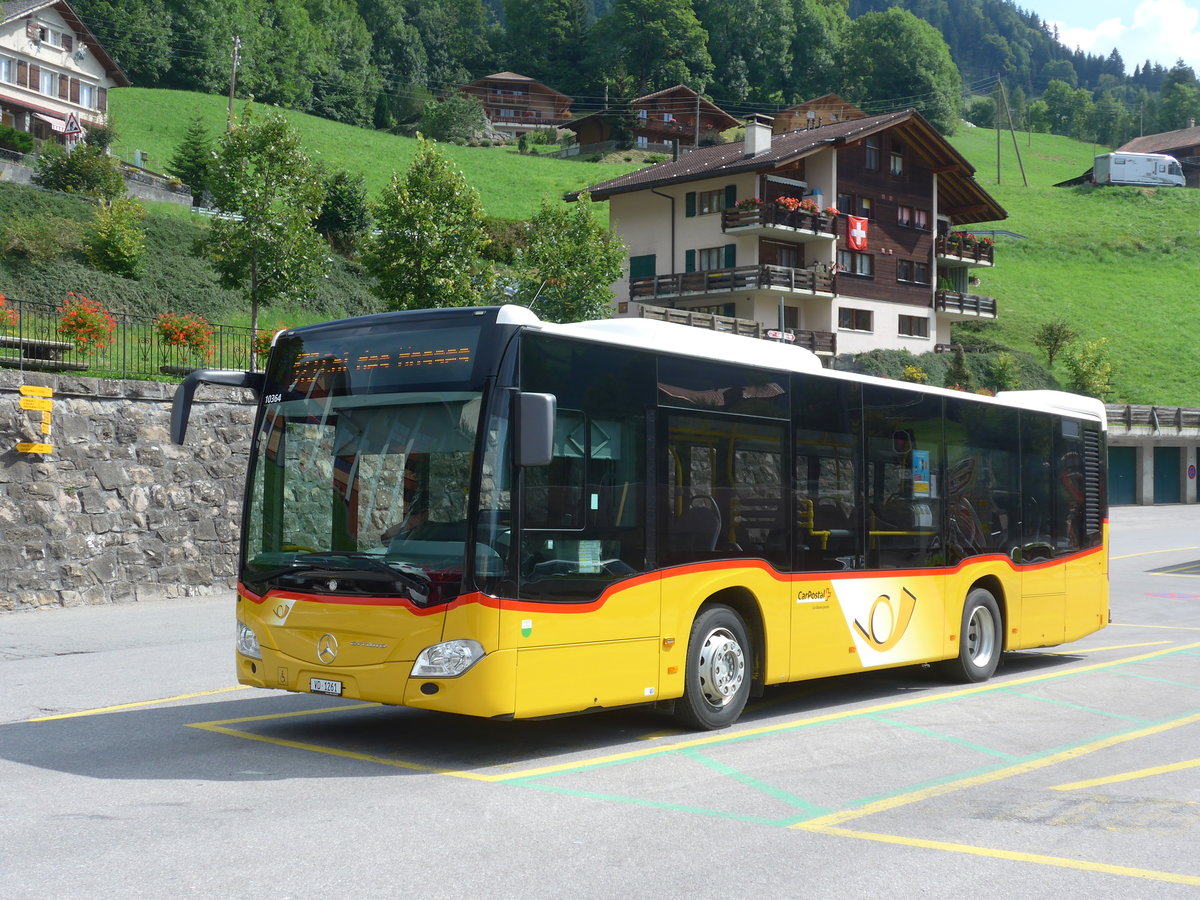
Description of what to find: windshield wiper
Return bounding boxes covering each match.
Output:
[255,552,432,603]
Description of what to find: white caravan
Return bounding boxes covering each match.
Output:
[1092,152,1185,187]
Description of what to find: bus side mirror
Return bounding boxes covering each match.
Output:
[171,369,265,445]
[516,392,556,467]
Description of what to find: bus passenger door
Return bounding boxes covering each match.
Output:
[1016,415,1065,647]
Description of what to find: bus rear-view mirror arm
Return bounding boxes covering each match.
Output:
[171,369,265,445]
[516,391,556,467]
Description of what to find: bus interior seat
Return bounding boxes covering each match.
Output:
[675,495,722,553]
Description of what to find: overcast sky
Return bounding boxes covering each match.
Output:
[1031,0,1200,74]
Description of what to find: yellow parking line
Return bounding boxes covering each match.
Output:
[1043,641,1170,655]
[1112,547,1200,560]
[29,685,251,721]
[1052,758,1200,791]
[793,711,1200,829]
[1112,623,1200,631]
[809,827,1200,887]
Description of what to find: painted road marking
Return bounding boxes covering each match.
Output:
[185,642,1200,784]
[1112,546,1200,560]
[1042,640,1171,654]
[1051,758,1200,791]
[28,685,251,721]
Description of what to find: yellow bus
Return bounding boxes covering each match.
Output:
[172,305,1108,730]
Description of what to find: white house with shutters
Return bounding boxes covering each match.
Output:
[0,0,129,142]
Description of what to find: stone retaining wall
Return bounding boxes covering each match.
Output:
[0,370,255,611]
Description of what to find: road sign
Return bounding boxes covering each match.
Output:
[16,442,52,454]
[19,385,53,397]
[19,397,52,412]
[63,112,82,136]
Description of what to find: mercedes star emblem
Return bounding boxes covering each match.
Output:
[317,633,338,664]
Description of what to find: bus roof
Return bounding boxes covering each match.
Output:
[501,305,1106,427]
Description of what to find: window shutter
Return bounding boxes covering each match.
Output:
[685,192,696,217]
[724,243,736,268]
[724,184,736,209]
[62,34,72,52]
[685,249,696,272]
[58,74,68,99]
[29,64,40,89]
[16,60,27,88]
[629,254,656,280]
[70,78,79,104]
[26,20,39,41]
[98,87,107,112]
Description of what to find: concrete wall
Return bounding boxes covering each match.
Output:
[0,370,255,611]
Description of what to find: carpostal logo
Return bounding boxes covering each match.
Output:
[853,587,917,652]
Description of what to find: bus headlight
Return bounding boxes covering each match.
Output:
[411,639,485,678]
[237,621,262,660]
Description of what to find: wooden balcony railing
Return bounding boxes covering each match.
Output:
[621,301,836,355]
[722,205,837,237]
[935,235,995,265]
[630,265,835,301]
[934,289,998,318]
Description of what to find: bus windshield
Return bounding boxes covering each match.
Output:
[240,317,497,603]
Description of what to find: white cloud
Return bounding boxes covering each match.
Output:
[1050,0,1200,72]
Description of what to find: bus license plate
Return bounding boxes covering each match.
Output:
[309,677,343,696]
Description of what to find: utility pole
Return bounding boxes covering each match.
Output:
[227,35,241,132]
[999,80,1028,187]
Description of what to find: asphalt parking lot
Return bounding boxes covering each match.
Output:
[1,504,1198,898]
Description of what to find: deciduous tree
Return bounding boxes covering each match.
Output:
[205,105,326,360]
[363,135,493,310]
[511,192,624,323]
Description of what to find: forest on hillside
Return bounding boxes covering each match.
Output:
[71,0,1199,144]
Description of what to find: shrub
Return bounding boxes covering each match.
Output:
[1,216,83,262]
[84,197,147,278]
[58,293,117,351]
[0,124,33,154]
[252,322,288,358]
[33,142,125,201]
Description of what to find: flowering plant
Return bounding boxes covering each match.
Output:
[155,312,214,360]
[252,322,287,359]
[775,195,803,212]
[58,293,116,351]
[0,292,18,333]
[823,206,840,217]
[736,197,763,211]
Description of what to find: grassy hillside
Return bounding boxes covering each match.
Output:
[12,88,1200,404]
[947,126,1200,405]
[108,88,642,220]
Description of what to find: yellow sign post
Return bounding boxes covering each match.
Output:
[16,385,54,454]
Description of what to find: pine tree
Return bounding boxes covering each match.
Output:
[166,114,213,206]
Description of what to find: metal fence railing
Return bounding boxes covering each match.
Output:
[0,296,256,379]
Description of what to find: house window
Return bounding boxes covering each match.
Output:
[39,69,55,95]
[838,308,873,331]
[499,109,515,117]
[896,260,929,284]
[636,135,648,149]
[0,57,11,83]
[638,109,648,120]
[698,247,724,271]
[889,142,904,176]
[837,249,873,277]
[698,189,726,215]
[899,315,929,338]
[914,262,929,284]
[913,208,929,230]
[840,193,873,218]
[897,205,914,227]
[865,136,880,170]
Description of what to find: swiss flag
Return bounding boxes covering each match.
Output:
[847,216,869,251]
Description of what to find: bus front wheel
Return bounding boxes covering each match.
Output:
[943,587,1001,683]
[675,604,751,730]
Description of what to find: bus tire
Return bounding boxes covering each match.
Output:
[943,587,1001,683]
[675,604,751,730]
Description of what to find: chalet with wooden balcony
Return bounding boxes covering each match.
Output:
[772,93,865,133]
[563,84,739,154]
[458,72,571,137]
[573,106,1006,356]
[0,0,129,141]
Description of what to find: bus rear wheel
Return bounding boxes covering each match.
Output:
[675,605,751,730]
[943,587,1001,683]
